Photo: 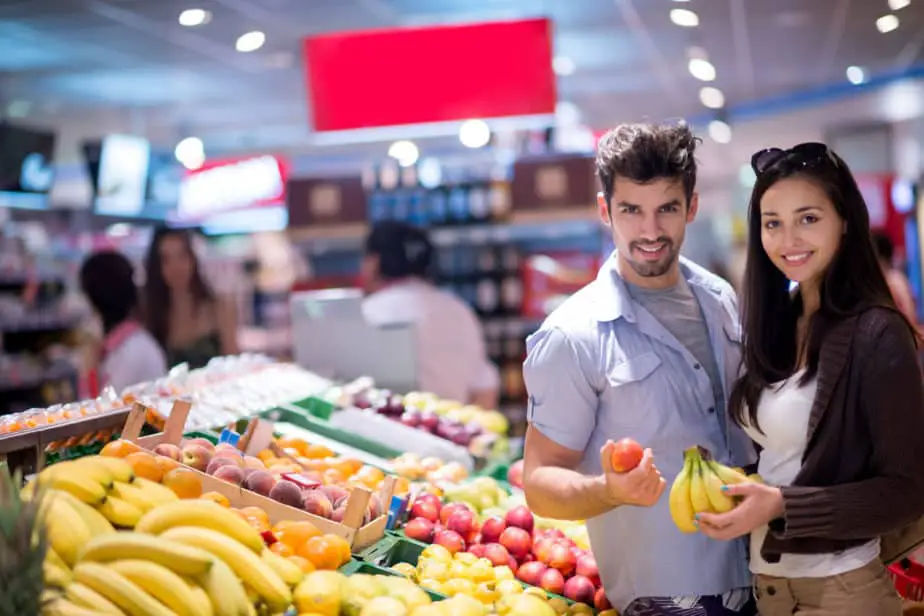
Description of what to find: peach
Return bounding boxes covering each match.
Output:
[269,480,303,508]
[244,470,277,497]
[212,465,245,486]
[153,443,182,461]
[181,445,213,472]
[243,456,266,471]
[182,437,216,453]
[302,490,333,518]
[320,484,349,505]
[206,457,237,476]
[214,443,240,455]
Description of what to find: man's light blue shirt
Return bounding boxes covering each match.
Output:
[523,254,756,612]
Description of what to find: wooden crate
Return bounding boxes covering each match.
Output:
[122,400,394,551]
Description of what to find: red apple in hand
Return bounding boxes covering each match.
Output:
[480,516,506,544]
[539,567,565,595]
[610,437,644,472]
[499,527,532,560]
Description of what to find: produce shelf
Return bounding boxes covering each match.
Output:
[289,395,338,421]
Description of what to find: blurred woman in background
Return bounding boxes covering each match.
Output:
[143,228,239,369]
[80,250,166,392]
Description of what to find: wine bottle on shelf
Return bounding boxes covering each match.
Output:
[448,183,471,225]
[468,182,491,224]
[429,187,449,227]
[364,165,389,223]
[488,180,512,222]
[403,166,428,227]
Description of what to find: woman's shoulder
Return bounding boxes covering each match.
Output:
[849,305,919,358]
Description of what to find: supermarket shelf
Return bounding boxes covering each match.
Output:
[270,421,396,472]
[0,408,130,456]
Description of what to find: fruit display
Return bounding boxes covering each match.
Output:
[506,460,523,490]
[401,491,610,611]
[669,445,760,533]
[392,452,470,486]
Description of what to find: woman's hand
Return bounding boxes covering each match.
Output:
[695,482,784,541]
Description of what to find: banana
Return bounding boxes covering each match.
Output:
[198,556,253,616]
[186,581,215,616]
[107,559,203,616]
[79,456,135,484]
[748,473,764,484]
[261,547,304,586]
[669,449,698,533]
[54,490,116,537]
[43,561,72,589]
[42,598,106,616]
[79,533,214,577]
[41,460,114,491]
[39,474,107,506]
[65,582,125,615]
[689,457,714,515]
[97,496,143,528]
[45,547,69,571]
[132,478,179,506]
[110,481,157,513]
[135,500,264,553]
[45,496,92,566]
[706,460,749,486]
[72,562,174,616]
[161,526,291,612]
[701,462,737,513]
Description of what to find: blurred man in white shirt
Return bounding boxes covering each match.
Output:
[361,221,500,408]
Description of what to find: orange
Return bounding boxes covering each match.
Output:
[275,437,306,454]
[162,469,203,499]
[339,457,364,477]
[200,492,230,507]
[324,534,351,566]
[239,506,269,528]
[100,440,140,458]
[270,541,294,557]
[124,452,163,483]
[288,555,316,574]
[354,466,385,489]
[303,444,334,459]
[393,476,410,496]
[275,521,321,549]
[154,456,180,475]
[322,469,345,486]
[256,449,275,463]
[298,536,342,570]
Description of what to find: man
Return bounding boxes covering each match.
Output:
[872,231,918,325]
[361,220,500,408]
[521,122,756,615]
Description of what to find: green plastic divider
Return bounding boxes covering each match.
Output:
[259,406,402,460]
[183,431,219,445]
[289,396,338,421]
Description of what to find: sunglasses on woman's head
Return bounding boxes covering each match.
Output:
[750,142,839,176]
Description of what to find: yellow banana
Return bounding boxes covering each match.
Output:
[54,490,116,537]
[701,462,737,513]
[79,456,135,484]
[186,581,215,616]
[198,555,253,616]
[669,449,698,533]
[45,547,69,571]
[748,473,764,484]
[43,561,72,589]
[136,500,264,553]
[732,467,747,475]
[261,547,304,586]
[706,460,749,486]
[79,532,213,577]
[72,562,174,616]
[110,481,157,513]
[41,598,105,616]
[41,460,114,491]
[107,559,203,616]
[96,496,143,528]
[689,457,713,515]
[132,478,179,506]
[39,474,107,506]
[65,582,124,615]
[161,526,291,612]
[45,497,92,566]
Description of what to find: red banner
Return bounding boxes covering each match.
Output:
[304,18,557,132]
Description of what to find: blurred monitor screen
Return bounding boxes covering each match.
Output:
[0,123,56,209]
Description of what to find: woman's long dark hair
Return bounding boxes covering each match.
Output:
[142,227,214,350]
[729,148,912,431]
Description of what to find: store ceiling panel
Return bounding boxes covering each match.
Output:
[0,0,920,154]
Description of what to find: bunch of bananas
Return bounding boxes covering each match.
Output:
[42,499,305,616]
[669,446,761,533]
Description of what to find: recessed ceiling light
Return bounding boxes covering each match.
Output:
[876,14,900,33]
[670,8,700,27]
[388,140,419,167]
[699,87,725,109]
[236,31,266,53]
[846,65,867,85]
[553,56,576,76]
[889,0,910,10]
[179,9,211,27]
[175,137,205,170]
[708,120,732,144]
[459,119,491,149]
[688,58,716,81]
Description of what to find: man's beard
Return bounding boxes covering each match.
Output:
[626,239,679,278]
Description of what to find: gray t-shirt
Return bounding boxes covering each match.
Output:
[627,278,725,420]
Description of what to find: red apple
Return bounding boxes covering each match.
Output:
[467,544,487,558]
[464,529,480,546]
[506,459,524,489]
[548,542,577,576]
[480,516,506,544]
[446,509,477,537]
[440,502,473,526]
[415,492,442,511]
[532,538,556,565]
[405,517,436,543]
[543,529,566,542]
[499,527,532,560]
[504,505,534,534]
[539,567,565,595]
[595,587,612,611]
[516,561,548,586]
[482,543,511,567]
[610,437,644,472]
[570,546,585,564]
[410,500,440,523]
[433,529,466,555]
[576,554,600,587]
[563,575,596,604]
[506,555,518,572]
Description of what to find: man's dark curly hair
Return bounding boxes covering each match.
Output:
[595,121,700,213]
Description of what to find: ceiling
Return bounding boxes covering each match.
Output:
[1,0,923,158]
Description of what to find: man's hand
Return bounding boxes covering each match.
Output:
[600,440,666,508]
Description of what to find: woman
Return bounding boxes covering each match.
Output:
[695,143,924,614]
[81,250,167,392]
[143,228,239,369]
